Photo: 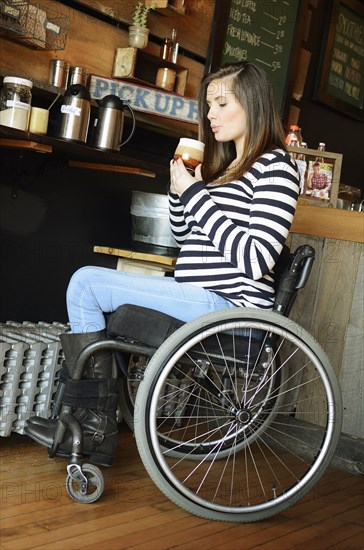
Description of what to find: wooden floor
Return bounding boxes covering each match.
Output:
[1,424,363,550]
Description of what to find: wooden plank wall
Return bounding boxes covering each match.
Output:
[339,247,364,437]
[287,233,364,439]
[76,0,214,58]
[0,0,214,98]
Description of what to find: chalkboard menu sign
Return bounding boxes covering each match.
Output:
[205,0,300,110]
[317,0,364,121]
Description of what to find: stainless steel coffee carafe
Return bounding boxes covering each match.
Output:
[57,84,90,142]
[91,95,135,151]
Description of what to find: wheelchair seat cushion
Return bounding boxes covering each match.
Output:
[107,304,184,349]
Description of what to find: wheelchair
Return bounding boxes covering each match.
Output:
[37,244,343,523]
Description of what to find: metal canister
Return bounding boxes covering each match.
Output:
[56,84,90,143]
[48,59,70,88]
[91,95,136,151]
[68,66,88,86]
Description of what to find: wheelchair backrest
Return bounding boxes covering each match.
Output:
[273,244,315,317]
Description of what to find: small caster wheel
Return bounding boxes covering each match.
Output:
[66,463,104,503]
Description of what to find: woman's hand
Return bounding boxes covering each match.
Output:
[170,158,203,196]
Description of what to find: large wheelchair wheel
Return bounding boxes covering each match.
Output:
[134,308,342,523]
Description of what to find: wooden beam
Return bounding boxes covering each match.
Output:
[0,139,52,153]
[68,160,156,178]
[93,246,176,268]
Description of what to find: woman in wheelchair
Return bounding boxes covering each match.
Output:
[25,62,300,468]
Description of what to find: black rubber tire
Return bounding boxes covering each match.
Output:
[66,463,104,504]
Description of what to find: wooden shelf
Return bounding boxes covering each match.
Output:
[145,0,186,15]
[0,125,166,174]
[112,48,189,96]
[0,69,197,143]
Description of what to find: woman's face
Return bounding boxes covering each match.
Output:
[206,77,247,153]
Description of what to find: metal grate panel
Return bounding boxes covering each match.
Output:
[0,321,67,436]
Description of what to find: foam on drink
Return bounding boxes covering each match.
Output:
[174,138,205,170]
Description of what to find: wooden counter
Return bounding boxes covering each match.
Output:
[287,209,363,440]
[292,203,364,243]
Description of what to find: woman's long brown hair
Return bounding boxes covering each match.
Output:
[198,62,287,184]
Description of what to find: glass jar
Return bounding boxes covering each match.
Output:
[128,26,149,49]
[0,76,33,131]
[155,68,176,92]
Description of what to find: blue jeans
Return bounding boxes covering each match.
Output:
[66,266,237,333]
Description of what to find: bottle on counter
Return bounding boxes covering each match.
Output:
[0,76,33,131]
[295,142,308,195]
[288,137,298,159]
[285,124,301,146]
[297,141,307,161]
[316,142,326,163]
[298,141,307,160]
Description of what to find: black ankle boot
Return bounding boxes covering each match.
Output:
[26,361,72,428]
[25,330,119,467]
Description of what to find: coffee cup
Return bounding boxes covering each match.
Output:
[174,138,205,171]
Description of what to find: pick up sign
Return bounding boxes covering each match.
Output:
[89,75,198,124]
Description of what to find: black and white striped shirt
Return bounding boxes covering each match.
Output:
[169,149,300,309]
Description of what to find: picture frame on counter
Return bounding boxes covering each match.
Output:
[316,0,364,122]
[287,146,342,208]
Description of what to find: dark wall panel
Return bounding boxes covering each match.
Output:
[0,153,168,323]
[295,0,363,194]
